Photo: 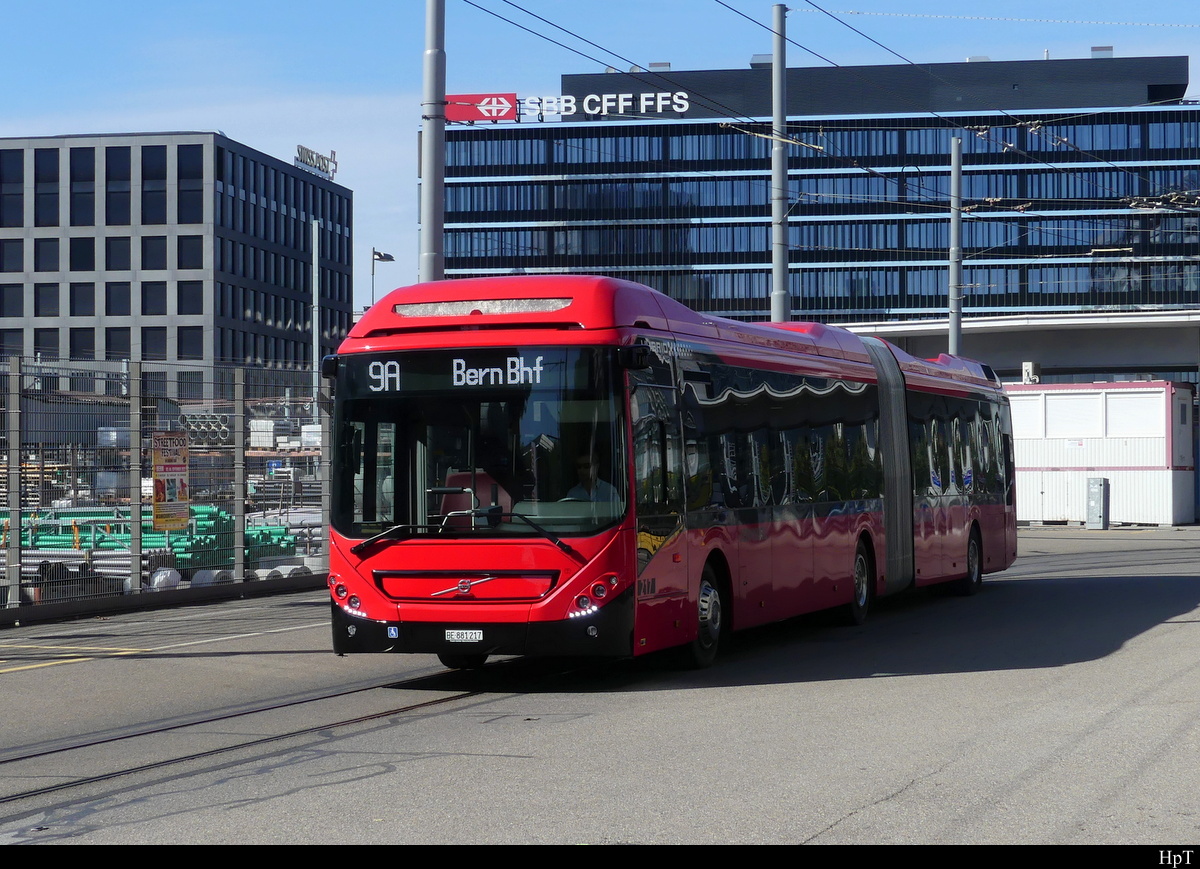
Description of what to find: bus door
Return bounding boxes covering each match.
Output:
[999,401,1017,562]
[629,358,688,655]
[910,397,948,583]
[772,425,816,618]
[945,407,973,577]
[732,430,774,626]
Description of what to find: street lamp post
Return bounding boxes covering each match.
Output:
[371,248,395,307]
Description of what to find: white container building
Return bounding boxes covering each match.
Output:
[1005,381,1195,526]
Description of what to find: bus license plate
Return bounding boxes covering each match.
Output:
[445,630,483,643]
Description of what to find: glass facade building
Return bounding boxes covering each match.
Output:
[0,132,353,394]
[443,56,1197,327]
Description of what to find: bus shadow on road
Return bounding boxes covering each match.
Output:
[411,572,1200,693]
[709,572,1200,686]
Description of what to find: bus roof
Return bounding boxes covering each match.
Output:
[347,275,866,362]
[345,275,998,388]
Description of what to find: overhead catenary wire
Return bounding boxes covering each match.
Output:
[462,0,763,124]
[791,9,1200,28]
[717,0,1184,205]
[462,0,1182,220]
[452,0,1197,300]
[797,0,1180,198]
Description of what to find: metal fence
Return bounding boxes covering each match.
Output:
[0,358,328,617]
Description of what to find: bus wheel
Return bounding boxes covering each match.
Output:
[438,653,488,670]
[956,530,983,597]
[842,541,872,626]
[687,565,725,668]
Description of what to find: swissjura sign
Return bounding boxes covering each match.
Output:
[445,91,690,121]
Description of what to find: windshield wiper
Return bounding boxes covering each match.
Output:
[502,510,587,565]
[350,507,586,566]
[350,523,425,555]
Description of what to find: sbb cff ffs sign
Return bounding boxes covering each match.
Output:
[445,91,691,122]
[446,93,518,122]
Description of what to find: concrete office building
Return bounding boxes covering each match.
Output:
[0,132,353,397]
[442,54,1200,382]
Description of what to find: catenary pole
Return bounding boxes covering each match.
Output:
[312,217,321,417]
[420,0,447,283]
[949,136,963,355]
[770,4,789,322]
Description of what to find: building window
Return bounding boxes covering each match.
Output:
[141,236,167,271]
[141,370,167,397]
[141,145,167,225]
[105,146,131,226]
[178,370,203,399]
[34,149,59,227]
[105,327,130,360]
[178,144,204,224]
[0,329,23,358]
[0,239,21,272]
[177,235,203,269]
[33,238,58,272]
[177,326,203,360]
[69,147,95,227]
[34,283,58,317]
[106,282,130,316]
[0,150,22,228]
[105,236,131,271]
[69,327,94,360]
[141,281,166,315]
[69,237,95,271]
[177,280,203,315]
[33,328,58,360]
[141,326,167,360]
[70,282,95,316]
[0,285,22,317]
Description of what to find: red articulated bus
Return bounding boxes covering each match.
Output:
[325,275,1016,668]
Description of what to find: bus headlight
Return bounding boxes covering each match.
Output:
[569,593,599,618]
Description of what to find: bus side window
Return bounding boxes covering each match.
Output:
[630,368,682,514]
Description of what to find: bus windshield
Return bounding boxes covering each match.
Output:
[332,346,626,540]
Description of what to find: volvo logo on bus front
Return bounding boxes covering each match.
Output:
[457,579,472,594]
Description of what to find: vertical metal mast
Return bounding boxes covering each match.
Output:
[769,3,789,322]
[949,136,963,354]
[312,218,321,406]
[419,0,447,283]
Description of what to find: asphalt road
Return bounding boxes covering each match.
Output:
[0,524,1197,844]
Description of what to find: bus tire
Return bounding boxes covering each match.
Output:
[842,540,873,626]
[956,529,983,597]
[687,564,726,668]
[438,653,488,670]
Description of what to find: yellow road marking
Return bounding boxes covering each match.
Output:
[0,621,327,674]
[0,643,147,673]
[0,643,150,653]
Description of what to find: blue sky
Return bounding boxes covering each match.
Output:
[2,0,1196,309]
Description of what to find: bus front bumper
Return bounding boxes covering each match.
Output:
[330,588,634,658]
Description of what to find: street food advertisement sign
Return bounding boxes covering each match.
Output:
[152,431,190,531]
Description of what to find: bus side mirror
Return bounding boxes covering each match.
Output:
[616,344,651,370]
[320,355,339,379]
